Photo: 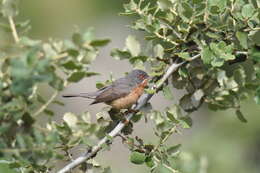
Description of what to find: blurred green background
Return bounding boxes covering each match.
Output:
[15,1,260,173]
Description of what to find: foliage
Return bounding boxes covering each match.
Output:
[0,0,259,172]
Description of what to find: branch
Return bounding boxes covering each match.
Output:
[57,54,201,173]
[8,16,20,43]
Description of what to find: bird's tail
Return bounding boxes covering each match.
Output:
[62,92,97,99]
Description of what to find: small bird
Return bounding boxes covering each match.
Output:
[63,69,149,110]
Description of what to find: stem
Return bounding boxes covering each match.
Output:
[57,54,201,173]
[153,156,179,173]
[33,91,59,117]
[8,16,20,43]
[152,126,177,153]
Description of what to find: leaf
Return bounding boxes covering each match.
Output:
[90,39,110,47]
[167,144,181,155]
[234,67,246,86]
[44,109,54,116]
[103,167,112,173]
[241,4,255,19]
[193,89,204,101]
[145,157,155,168]
[177,52,190,60]
[157,0,172,10]
[130,151,146,165]
[179,116,192,128]
[235,110,247,123]
[154,44,164,58]
[85,72,99,77]
[166,105,181,123]
[250,47,260,62]
[82,112,91,123]
[254,86,260,104]
[63,112,78,127]
[180,94,195,112]
[201,47,213,65]
[126,35,141,57]
[67,71,85,82]
[96,82,105,89]
[66,49,79,57]
[110,48,131,60]
[20,37,41,47]
[62,60,82,70]
[162,85,173,100]
[72,32,83,46]
[123,0,137,12]
[236,31,248,49]
[1,0,18,17]
[53,100,65,106]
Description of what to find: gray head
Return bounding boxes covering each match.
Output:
[127,69,149,84]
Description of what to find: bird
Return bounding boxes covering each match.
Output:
[63,69,149,110]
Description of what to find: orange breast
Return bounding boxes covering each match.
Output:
[108,79,148,110]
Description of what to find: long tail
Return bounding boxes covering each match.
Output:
[62,92,97,99]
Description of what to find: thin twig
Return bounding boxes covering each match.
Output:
[153,156,179,173]
[57,54,201,173]
[152,126,177,153]
[33,91,59,117]
[8,16,20,43]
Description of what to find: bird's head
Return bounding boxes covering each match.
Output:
[128,69,149,85]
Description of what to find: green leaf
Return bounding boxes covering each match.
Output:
[103,167,112,173]
[126,35,141,57]
[251,30,260,46]
[90,39,110,47]
[254,86,260,104]
[44,109,54,116]
[167,144,181,155]
[241,4,255,19]
[62,60,82,70]
[177,52,190,60]
[53,100,65,106]
[162,85,173,100]
[154,44,164,58]
[180,94,195,112]
[85,72,99,77]
[1,0,18,17]
[145,88,156,94]
[63,112,78,127]
[201,47,213,65]
[145,157,155,168]
[236,31,248,49]
[124,0,137,12]
[250,47,260,62]
[67,71,85,82]
[166,105,181,123]
[179,116,192,128]
[235,110,247,123]
[72,32,83,46]
[110,48,131,60]
[130,151,146,165]
[157,0,172,11]
[20,37,41,47]
[96,82,106,89]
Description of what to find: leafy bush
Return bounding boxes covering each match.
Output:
[0,0,259,172]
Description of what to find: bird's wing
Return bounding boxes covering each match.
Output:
[91,78,135,104]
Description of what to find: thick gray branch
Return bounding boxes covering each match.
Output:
[57,54,200,173]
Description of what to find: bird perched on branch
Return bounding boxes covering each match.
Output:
[63,69,149,110]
